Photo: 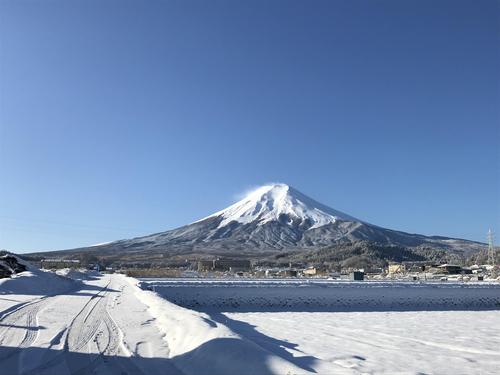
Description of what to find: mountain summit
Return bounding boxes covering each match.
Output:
[200,183,359,230]
[37,183,485,261]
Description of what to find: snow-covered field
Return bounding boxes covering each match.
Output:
[2,266,499,375]
[139,278,500,311]
[221,310,500,374]
[140,278,500,374]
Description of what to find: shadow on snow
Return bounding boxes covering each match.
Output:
[0,339,310,375]
[209,312,319,373]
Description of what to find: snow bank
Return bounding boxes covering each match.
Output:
[140,279,500,311]
[55,268,99,280]
[126,277,304,375]
[0,258,76,296]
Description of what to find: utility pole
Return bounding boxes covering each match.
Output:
[487,229,496,266]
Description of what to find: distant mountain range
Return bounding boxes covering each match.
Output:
[27,184,486,265]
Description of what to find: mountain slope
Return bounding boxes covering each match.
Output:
[32,183,485,261]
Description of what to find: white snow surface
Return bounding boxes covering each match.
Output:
[140,278,500,374]
[132,279,302,375]
[0,269,302,375]
[2,266,499,375]
[0,258,76,300]
[55,268,100,280]
[200,183,359,229]
[224,310,500,374]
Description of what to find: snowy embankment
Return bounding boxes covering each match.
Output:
[0,268,75,295]
[0,261,77,316]
[0,259,76,295]
[127,277,304,375]
[139,279,500,311]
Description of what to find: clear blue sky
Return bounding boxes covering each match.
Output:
[1,0,499,252]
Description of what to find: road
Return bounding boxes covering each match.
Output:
[0,274,181,375]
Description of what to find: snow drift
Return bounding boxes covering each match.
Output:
[0,256,76,297]
[127,277,305,375]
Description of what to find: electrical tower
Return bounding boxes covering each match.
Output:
[487,229,495,266]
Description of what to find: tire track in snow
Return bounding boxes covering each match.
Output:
[0,296,44,321]
[0,298,51,361]
[66,279,147,375]
[99,312,146,375]
[23,278,147,375]
[19,303,40,347]
[66,283,109,352]
[0,282,83,363]
[20,282,111,375]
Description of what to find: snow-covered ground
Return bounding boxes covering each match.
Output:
[0,268,303,375]
[140,278,500,374]
[221,310,500,374]
[2,267,499,375]
[0,271,176,375]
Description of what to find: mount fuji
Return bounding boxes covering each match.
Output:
[32,183,485,262]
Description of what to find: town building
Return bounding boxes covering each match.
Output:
[350,271,364,281]
[197,260,214,272]
[388,263,406,274]
[436,264,472,275]
[303,267,318,276]
[197,259,251,272]
[40,259,80,269]
[278,269,298,277]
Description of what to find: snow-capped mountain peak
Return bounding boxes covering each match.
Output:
[206,183,358,229]
[43,182,486,258]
